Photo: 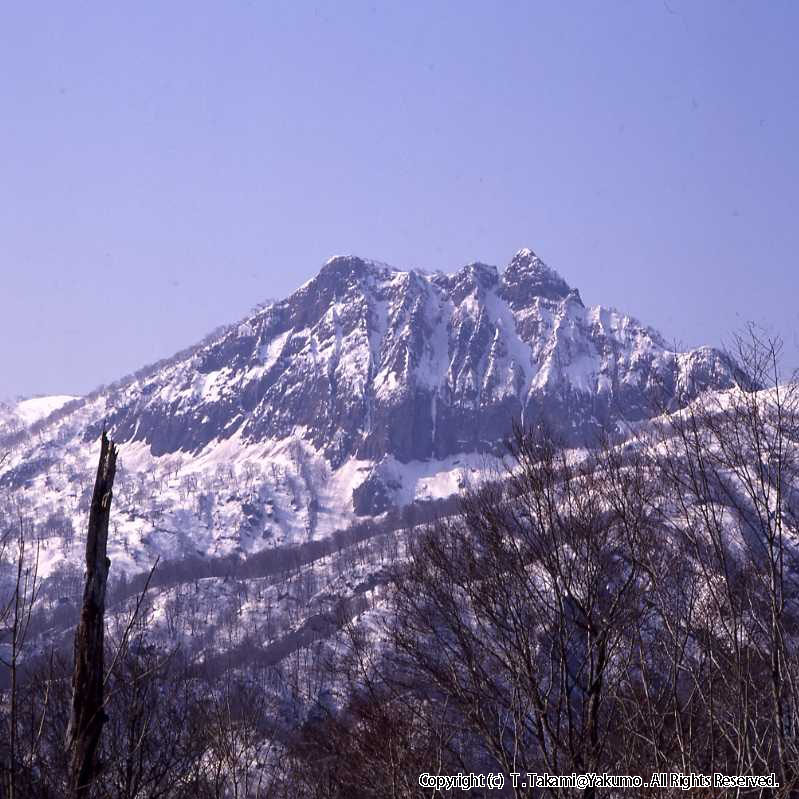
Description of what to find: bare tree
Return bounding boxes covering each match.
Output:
[0,518,41,799]
[652,327,799,789]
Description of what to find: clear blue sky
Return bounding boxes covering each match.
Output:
[2,1,797,398]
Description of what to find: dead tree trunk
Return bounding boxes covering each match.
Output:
[67,430,118,798]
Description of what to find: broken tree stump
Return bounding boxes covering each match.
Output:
[66,430,117,798]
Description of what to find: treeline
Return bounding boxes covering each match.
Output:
[0,491,459,669]
[109,492,459,604]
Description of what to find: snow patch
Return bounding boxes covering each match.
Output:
[15,395,79,425]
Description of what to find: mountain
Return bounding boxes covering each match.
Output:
[97,249,735,466]
[0,248,738,562]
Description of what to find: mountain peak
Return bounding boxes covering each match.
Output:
[320,254,369,276]
[500,248,573,307]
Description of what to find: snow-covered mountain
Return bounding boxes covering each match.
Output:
[0,248,738,570]
[99,248,736,463]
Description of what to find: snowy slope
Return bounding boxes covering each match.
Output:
[0,248,739,577]
[15,395,79,425]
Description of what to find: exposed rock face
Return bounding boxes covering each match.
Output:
[98,248,738,466]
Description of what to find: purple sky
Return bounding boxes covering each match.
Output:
[2,1,798,398]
